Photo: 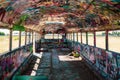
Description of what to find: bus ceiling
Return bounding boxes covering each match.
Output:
[0,0,120,34]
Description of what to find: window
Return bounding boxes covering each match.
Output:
[53,34,59,39]
[27,32,31,44]
[12,31,19,49]
[0,29,9,53]
[109,30,120,53]
[21,31,25,46]
[58,34,62,39]
[45,34,62,39]
[96,31,105,49]
[88,32,94,46]
[74,33,77,42]
[82,32,86,44]
[45,34,51,39]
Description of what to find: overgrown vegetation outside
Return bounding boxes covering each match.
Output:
[0,32,5,35]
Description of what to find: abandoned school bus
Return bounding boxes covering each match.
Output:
[0,0,120,80]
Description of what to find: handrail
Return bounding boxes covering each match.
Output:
[0,43,33,80]
[0,43,32,57]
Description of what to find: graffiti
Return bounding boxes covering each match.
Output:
[106,51,117,78]
[73,42,120,79]
[89,46,95,63]
[0,47,31,80]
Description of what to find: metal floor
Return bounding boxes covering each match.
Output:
[22,48,101,80]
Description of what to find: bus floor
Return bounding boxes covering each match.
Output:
[21,48,101,80]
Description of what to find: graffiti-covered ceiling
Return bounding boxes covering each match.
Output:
[0,0,120,33]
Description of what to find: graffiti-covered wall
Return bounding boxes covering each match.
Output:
[73,42,120,80]
[0,44,32,80]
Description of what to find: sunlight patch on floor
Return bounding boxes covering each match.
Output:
[30,58,40,76]
[33,52,43,58]
[31,52,42,76]
[58,55,82,61]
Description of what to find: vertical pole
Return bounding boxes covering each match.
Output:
[86,32,88,45]
[9,28,12,51]
[66,34,68,39]
[94,31,96,47]
[69,33,70,40]
[71,33,73,41]
[65,33,67,39]
[68,33,69,40]
[58,33,59,39]
[53,33,54,39]
[68,34,69,40]
[106,30,109,50]
[35,32,36,41]
[77,32,78,42]
[73,32,74,42]
[81,31,82,43]
[32,31,33,43]
[70,33,71,40]
[36,33,37,41]
[29,32,31,43]
[73,32,75,47]
[58,34,59,43]
[25,31,27,45]
[19,31,21,47]
[33,32,35,53]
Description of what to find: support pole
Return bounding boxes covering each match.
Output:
[53,33,54,39]
[65,33,67,39]
[32,31,33,43]
[69,33,70,40]
[33,32,35,53]
[35,32,36,41]
[71,33,72,41]
[66,34,68,39]
[93,31,96,47]
[69,33,71,40]
[67,33,69,40]
[29,32,31,43]
[106,30,109,50]
[58,33,59,39]
[9,28,12,51]
[86,32,88,44]
[73,32,75,47]
[25,31,27,45]
[19,31,21,47]
[77,32,78,42]
[73,32,75,42]
[81,32,82,43]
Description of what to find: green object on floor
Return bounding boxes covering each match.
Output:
[12,75,48,80]
[30,46,33,52]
